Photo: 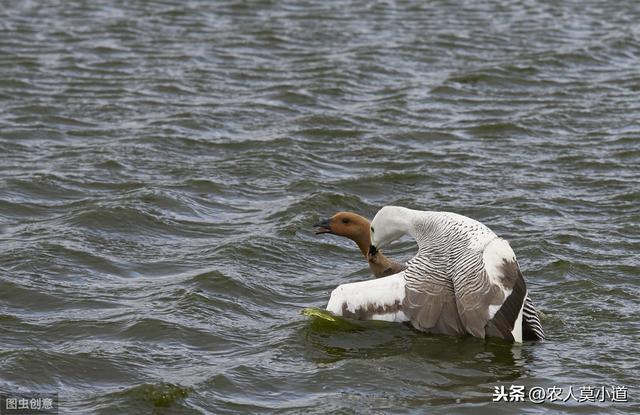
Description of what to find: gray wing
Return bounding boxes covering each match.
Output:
[403,213,527,341]
[403,250,466,335]
[402,219,467,336]
[452,241,527,341]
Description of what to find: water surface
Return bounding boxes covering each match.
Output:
[1,0,639,414]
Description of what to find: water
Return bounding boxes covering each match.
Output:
[1,0,639,413]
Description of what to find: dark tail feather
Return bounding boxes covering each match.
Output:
[485,270,527,342]
[522,295,545,340]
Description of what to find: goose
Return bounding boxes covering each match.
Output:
[321,207,545,343]
[314,211,406,278]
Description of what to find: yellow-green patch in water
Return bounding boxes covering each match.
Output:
[302,307,365,331]
[133,382,191,407]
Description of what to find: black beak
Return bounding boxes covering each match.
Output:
[313,218,332,234]
[368,245,378,256]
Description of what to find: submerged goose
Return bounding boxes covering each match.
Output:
[323,207,544,343]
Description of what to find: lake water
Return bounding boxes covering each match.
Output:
[1,0,639,414]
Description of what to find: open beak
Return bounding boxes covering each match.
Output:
[313,218,333,234]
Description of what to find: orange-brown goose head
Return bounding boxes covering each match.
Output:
[314,211,408,278]
[314,211,372,257]
[313,212,371,256]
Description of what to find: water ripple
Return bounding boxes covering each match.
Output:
[1,0,639,413]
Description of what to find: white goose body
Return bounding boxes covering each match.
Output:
[325,206,544,343]
[327,271,409,323]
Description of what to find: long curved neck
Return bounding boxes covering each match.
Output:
[352,225,406,278]
[368,252,406,278]
[378,206,418,246]
[353,230,371,259]
[401,207,431,231]
[366,207,433,278]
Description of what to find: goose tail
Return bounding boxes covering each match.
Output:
[522,295,546,340]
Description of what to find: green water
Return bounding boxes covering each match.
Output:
[1,0,638,414]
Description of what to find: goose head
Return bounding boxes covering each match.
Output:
[315,210,408,277]
[314,211,370,238]
[314,212,372,255]
[369,206,409,258]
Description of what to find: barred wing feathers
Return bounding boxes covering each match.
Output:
[403,212,528,342]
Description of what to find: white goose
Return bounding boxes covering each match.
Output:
[326,206,544,343]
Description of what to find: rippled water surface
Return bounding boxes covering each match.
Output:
[1,0,639,414]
